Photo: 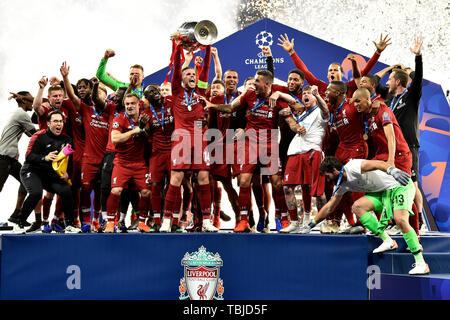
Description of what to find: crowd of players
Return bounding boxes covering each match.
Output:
[0,32,424,242]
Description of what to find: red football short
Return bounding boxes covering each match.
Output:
[334,143,368,164]
[81,160,102,186]
[170,133,210,171]
[283,149,325,196]
[238,138,281,176]
[149,150,171,183]
[209,142,234,178]
[111,162,149,191]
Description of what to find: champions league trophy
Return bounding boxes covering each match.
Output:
[172,20,218,51]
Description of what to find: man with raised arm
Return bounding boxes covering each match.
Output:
[32,77,72,232]
[142,84,175,232]
[384,37,424,236]
[160,36,217,233]
[297,156,429,276]
[61,62,116,232]
[104,93,151,233]
[203,70,289,233]
[277,33,391,98]
[278,85,329,233]
[13,110,80,234]
[96,49,145,99]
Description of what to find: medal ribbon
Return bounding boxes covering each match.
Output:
[294,105,318,124]
[389,89,408,112]
[150,103,165,127]
[329,100,345,127]
[332,167,346,196]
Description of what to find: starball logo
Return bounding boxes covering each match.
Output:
[244,30,285,70]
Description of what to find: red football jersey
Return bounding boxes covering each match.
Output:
[64,99,85,153]
[171,43,211,136]
[240,89,287,144]
[330,100,366,149]
[145,95,175,152]
[37,100,72,136]
[80,101,114,164]
[111,113,146,165]
[368,103,410,161]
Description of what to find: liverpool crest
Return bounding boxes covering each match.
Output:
[179,246,224,300]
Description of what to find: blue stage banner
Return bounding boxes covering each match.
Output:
[1,234,369,300]
[143,18,450,231]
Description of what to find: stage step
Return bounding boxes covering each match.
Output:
[370,252,450,275]
[369,273,450,300]
[367,233,450,253]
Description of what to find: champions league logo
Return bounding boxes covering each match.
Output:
[255,30,273,49]
[245,30,284,70]
[179,246,224,300]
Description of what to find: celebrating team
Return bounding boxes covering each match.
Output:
[2,31,428,274]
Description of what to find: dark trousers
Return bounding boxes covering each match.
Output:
[0,155,26,195]
[19,168,74,225]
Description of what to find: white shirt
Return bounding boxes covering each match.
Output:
[334,159,400,196]
[287,106,328,156]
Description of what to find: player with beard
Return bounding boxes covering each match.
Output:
[278,85,329,233]
[352,88,412,175]
[159,37,217,233]
[266,45,306,230]
[203,70,289,233]
[32,77,72,232]
[96,49,145,99]
[13,110,80,234]
[60,62,116,232]
[141,84,175,232]
[207,79,240,230]
[324,81,368,232]
[95,86,127,232]
[277,33,391,98]
[67,78,91,228]
[104,94,151,233]
[383,38,424,237]
[352,86,422,242]
[297,156,429,275]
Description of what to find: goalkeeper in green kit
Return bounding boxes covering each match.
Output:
[96,49,145,99]
[297,156,429,276]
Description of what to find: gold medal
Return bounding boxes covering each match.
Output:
[187,105,192,112]
[363,133,368,140]
[246,110,251,117]
[329,127,333,133]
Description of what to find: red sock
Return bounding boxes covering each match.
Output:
[213,185,222,217]
[238,186,251,221]
[42,196,52,221]
[183,187,193,212]
[106,193,120,222]
[151,184,162,224]
[80,188,93,223]
[72,188,80,221]
[274,189,286,216]
[138,195,149,222]
[164,184,180,221]
[343,193,356,225]
[410,203,420,239]
[288,208,298,221]
[301,185,311,213]
[172,190,182,226]
[198,184,212,220]
[54,195,63,219]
